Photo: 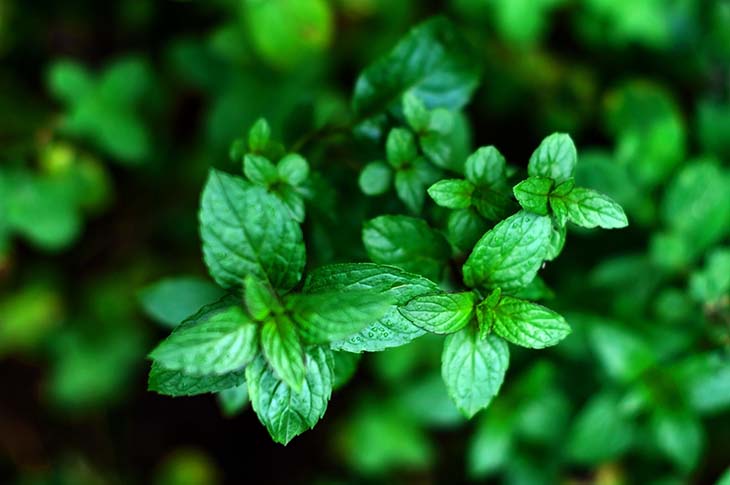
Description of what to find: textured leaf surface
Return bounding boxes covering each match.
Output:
[442,326,509,418]
[363,215,450,281]
[261,316,306,392]
[489,296,570,348]
[247,347,334,445]
[401,292,475,334]
[560,187,628,229]
[463,211,552,290]
[304,263,440,352]
[527,133,576,183]
[148,363,246,397]
[200,169,305,290]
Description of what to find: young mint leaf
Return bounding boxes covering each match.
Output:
[427,179,474,209]
[487,296,571,349]
[248,118,271,153]
[277,153,309,186]
[244,274,280,322]
[448,208,490,253]
[246,347,334,445]
[471,188,514,221]
[353,17,480,118]
[548,193,569,227]
[200,169,305,291]
[513,177,553,215]
[400,292,476,334]
[303,263,440,352]
[527,133,577,183]
[463,211,552,290]
[149,306,258,375]
[395,157,441,213]
[427,108,455,134]
[441,325,509,418]
[465,146,507,187]
[359,161,392,195]
[560,187,629,229]
[138,276,225,328]
[545,223,566,261]
[287,290,392,344]
[363,215,451,282]
[261,315,306,392]
[148,362,247,397]
[403,92,430,132]
[244,154,279,186]
[218,383,249,417]
[386,128,418,169]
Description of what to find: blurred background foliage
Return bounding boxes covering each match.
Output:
[1,0,729,483]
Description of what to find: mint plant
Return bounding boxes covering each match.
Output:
[147,18,628,445]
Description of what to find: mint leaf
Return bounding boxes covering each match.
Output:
[248,118,271,153]
[303,263,440,352]
[486,296,571,349]
[690,248,730,303]
[363,215,450,281]
[244,274,280,322]
[288,290,392,344]
[471,187,514,221]
[442,325,509,418]
[651,410,703,472]
[353,17,480,118]
[277,154,309,186]
[246,347,334,445]
[261,315,306,391]
[332,351,361,390]
[463,211,552,290]
[560,187,628,229]
[200,169,305,291]
[244,154,278,186]
[386,128,418,169]
[403,92,430,132]
[465,146,507,187]
[400,292,476,334]
[427,179,474,209]
[394,167,426,213]
[148,363,247,397]
[359,161,392,195]
[149,306,258,375]
[138,276,225,328]
[513,177,553,215]
[546,223,566,261]
[527,133,577,183]
[447,208,489,253]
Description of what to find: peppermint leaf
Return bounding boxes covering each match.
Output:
[400,292,476,334]
[560,187,629,229]
[528,133,577,183]
[199,169,305,291]
[261,315,306,392]
[486,296,571,349]
[442,325,509,418]
[463,211,552,290]
[428,179,474,209]
[246,347,334,445]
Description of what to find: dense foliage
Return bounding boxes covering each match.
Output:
[1,1,730,484]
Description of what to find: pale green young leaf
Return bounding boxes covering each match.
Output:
[489,296,570,349]
[277,153,309,186]
[548,193,569,227]
[403,92,430,132]
[246,347,334,445]
[149,306,258,375]
[248,118,271,153]
[401,292,476,334]
[465,146,506,187]
[463,211,552,290]
[243,154,278,186]
[138,276,224,328]
[427,179,474,209]
[513,176,553,215]
[200,170,305,291]
[261,315,306,392]
[359,161,392,195]
[363,215,450,281]
[527,133,577,182]
[562,187,628,229]
[148,363,247,397]
[442,326,509,418]
[288,290,392,344]
[244,274,280,322]
[428,108,455,134]
[386,128,418,169]
[303,263,440,352]
[394,168,426,213]
[353,17,480,117]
